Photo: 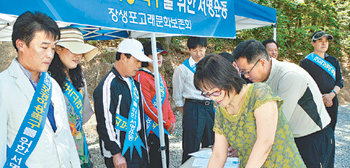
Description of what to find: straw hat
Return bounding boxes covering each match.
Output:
[56,28,99,62]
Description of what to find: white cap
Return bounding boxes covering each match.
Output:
[117,39,152,62]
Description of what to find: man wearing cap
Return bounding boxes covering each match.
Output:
[0,11,80,167]
[93,39,151,168]
[134,41,176,168]
[262,39,279,59]
[300,31,343,132]
[172,37,215,163]
[234,39,334,167]
[300,31,343,168]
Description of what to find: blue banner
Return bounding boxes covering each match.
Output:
[121,77,145,159]
[306,53,336,81]
[182,59,196,73]
[5,72,52,168]
[0,0,236,38]
[63,80,89,162]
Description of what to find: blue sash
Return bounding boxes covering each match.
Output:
[306,53,336,81]
[63,80,89,162]
[119,78,145,159]
[5,72,52,168]
[182,59,196,73]
[146,74,170,137]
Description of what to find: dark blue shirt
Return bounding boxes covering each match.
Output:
[300,53,343,94]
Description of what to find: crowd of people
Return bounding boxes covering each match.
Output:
[0,11,343,168]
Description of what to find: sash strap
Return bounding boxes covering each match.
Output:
[63,80,89,162]
[118,78,145,159]
[182,59,196,74]
[306,53,336,81]
[5,72,52,168]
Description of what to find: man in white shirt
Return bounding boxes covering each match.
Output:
[234,39,334,168]
[172,37,215,163]
[0,11,80,168]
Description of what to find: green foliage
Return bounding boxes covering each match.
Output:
[234,0,350,63]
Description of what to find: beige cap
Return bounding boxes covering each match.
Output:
[56,28,99,62]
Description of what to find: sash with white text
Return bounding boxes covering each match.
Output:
[63,80,89,162]
[119,78,145,159]
[146,73,170,137]
[306,53,336,81]
[5,72,52,168]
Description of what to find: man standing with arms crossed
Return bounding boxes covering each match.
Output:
[300,31,343,168]
[173,37,215,163]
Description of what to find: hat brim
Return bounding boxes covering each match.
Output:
[57,41,99,62]
[134,53,153,62]
[314,34,334,41]
[157,49,168,54]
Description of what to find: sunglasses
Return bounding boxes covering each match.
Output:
[201,90,221,98]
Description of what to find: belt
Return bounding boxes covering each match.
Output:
[185,99,213,106]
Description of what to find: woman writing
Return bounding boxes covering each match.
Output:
[193,54,305,168]
[49,27,98,167]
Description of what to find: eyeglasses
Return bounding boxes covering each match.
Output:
[239,58,261,75]
[201,90,221,98]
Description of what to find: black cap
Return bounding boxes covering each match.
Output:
[311,31,333,42]
[142,41,168,56]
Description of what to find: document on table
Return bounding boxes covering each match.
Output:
[189,148,239,168]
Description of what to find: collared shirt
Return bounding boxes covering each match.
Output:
[172,57,210,107]
[15,59,57,132]
[265,59,330,137]
[16,59,39,87]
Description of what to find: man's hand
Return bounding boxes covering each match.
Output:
[322,93,334,107]
[176,107,184,115]
[113,153,127,168]
[168,122,176,134]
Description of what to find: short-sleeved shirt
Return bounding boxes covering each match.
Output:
[214,83,305,168]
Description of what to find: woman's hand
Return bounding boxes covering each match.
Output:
[208,133,229,168]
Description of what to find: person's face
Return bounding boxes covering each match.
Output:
[125,55,142,77]
[56,46,83,69]
[235,57,268,83]
[17,31,56,73]
[312,36,329,54]
[265,42,278,59]
[189,46,206,63]
[147,53,163,68]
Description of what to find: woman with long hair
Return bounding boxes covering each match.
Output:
[49,27,98,168]
[194,54,305,168]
